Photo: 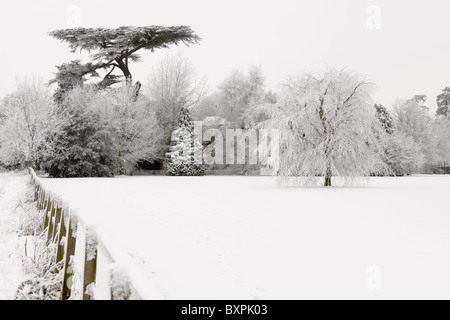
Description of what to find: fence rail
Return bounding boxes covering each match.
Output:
[28,168,162,300]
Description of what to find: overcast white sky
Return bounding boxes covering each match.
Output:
[0,0,449,113]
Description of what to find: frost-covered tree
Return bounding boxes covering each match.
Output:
[262,69,387,187]
[374,102,427,175]
[49,26,200,94]
[218,66,266,128]
[436,87,450,117]
[41,87,118,178]
[433,116,450,168]
[384,132,425,176]
[192,92,221,121]
[145,54,205,160]
[164,107,205,176]
[413,95,428,111]
[375,104,394,134]
[94,84,164,175]
[0,78,56,169]
[392,97,437,169]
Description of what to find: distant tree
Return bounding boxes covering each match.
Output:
[94,84,164,175]
[164,107,205,176]
[413,94,428,110]
[384,132,424,176]
[41,87,118,178]
[262,69,387,187]
[264,90,278,104]
[436,87,450,117]
[218,66,266,129]
[145,54,205,161]
[0,78,56,169]
[374,104,394,134]
[433,116,450,167]
[49,26,201,97]
[393,97,437,169]
[192,92,221,121]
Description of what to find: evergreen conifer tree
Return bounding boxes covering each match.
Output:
[41,88,118,178]
[375,104,394,134]
[164,107,205,176]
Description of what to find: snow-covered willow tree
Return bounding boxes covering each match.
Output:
[0,78,56,169]
[263,69,387,186]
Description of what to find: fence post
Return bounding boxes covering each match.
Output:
[38,190,44,210]
[55,209,67,265]
[83,229,98,300]
[37,188,41,210]
[52,207,62,243]
[41,191,47,211]
[47,203,55,245]
[34,184,39,202]
[62,215,77,300]
[43,199,50,229]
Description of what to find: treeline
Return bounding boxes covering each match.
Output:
[195,67,450,180]
[0,59,449,180]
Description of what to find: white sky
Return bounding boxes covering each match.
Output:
[1,0,449,113]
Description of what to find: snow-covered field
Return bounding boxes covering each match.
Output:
[0,172,28,300]
[33,174,450,300]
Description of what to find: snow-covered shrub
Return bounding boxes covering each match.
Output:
[41,87,118,178]
[16,248,64,300]
[384,132,425,176]
[14,187,64,300]
[164,107,205,176]
[93,84,164,175]
[16,240,63,301]
[392,98,438,171]
[10,180,42,239]
[15,186,43,236]
[15,275,62,301]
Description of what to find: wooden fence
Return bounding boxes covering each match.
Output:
[28,168,161,300]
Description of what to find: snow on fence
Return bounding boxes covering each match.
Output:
[28,168,162,300]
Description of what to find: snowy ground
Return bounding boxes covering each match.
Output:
[35,174,450,300]
[0,172,28,300]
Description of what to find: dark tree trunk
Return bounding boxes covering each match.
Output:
[133,81,142,101]
[324,166,332,187]
[115,58,132,81]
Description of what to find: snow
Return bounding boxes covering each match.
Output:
[34,174,450,300]
[0,172,29,300]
